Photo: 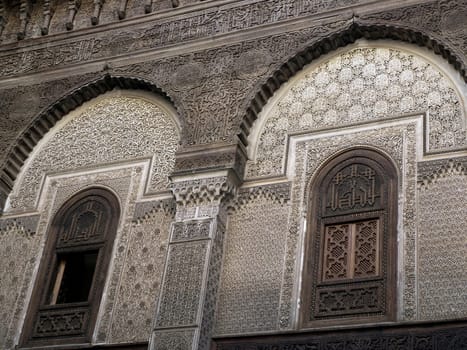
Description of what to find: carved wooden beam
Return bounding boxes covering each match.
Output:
[117,0,127,20]
[91,0,103,25]
[66,0,80,31]
[144,0,153,14]
[17,0,32,40]
[41,0,55,35]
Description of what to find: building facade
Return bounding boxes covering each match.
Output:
[0,0,466,349]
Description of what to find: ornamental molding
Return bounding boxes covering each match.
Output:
[0,0,376,76]
[1,0,465,82]
[133,198,176,222]
[170,171,239,206]
[0,214,40,236]
[418,158,467,189]
[227,182,291,211]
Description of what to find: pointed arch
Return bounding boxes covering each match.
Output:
[238,23,467,148]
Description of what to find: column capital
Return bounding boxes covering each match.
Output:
[170,169,239,207]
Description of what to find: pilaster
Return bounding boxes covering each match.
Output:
[150,169,238,350]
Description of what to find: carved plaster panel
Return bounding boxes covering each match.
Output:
[357,1,441,31]
[171,219,212,242]
[198,220,225,350]
[418,157,467,183]
[7,93,180,213]
[228,182,291,210]
[246,45,466,179]
[155,240,208,328]
[417,160,467,320]
[0,214,39,235]
[133,198,176,221]
[215,194,290,335]
[173,144,247,180]
[108,205,173,343]
[0,216,40,349]
[151,329,195,350]
[358,0,467,68]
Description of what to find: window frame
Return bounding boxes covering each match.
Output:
[21,187,120,348]
[300,148,398,328]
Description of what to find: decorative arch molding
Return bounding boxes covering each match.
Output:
[0,74,179,211]
[238,23,467,148]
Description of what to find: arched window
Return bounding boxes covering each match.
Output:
[301,149,397,328]
[22,188,120,347]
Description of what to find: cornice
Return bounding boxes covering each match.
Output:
[0,0,424,80]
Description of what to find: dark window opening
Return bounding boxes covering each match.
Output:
[49,251,98,305]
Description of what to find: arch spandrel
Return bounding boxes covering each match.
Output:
[6,91,181,213]
[246,43,467,180]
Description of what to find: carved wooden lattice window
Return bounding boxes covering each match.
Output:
[21,188,120,347]
[301,149,397,327]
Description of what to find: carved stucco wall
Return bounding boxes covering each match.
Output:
[418,162,467,320]
[1,1,467,173]
[218,42,467,335]
[246,44,466,179]
[0,217,40,348]
[215,120,419,335]
[0,91,180,349]
[7,91,180,213]
[105,205,173,343]
[215,194,290,335]
[0,165,140,348]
